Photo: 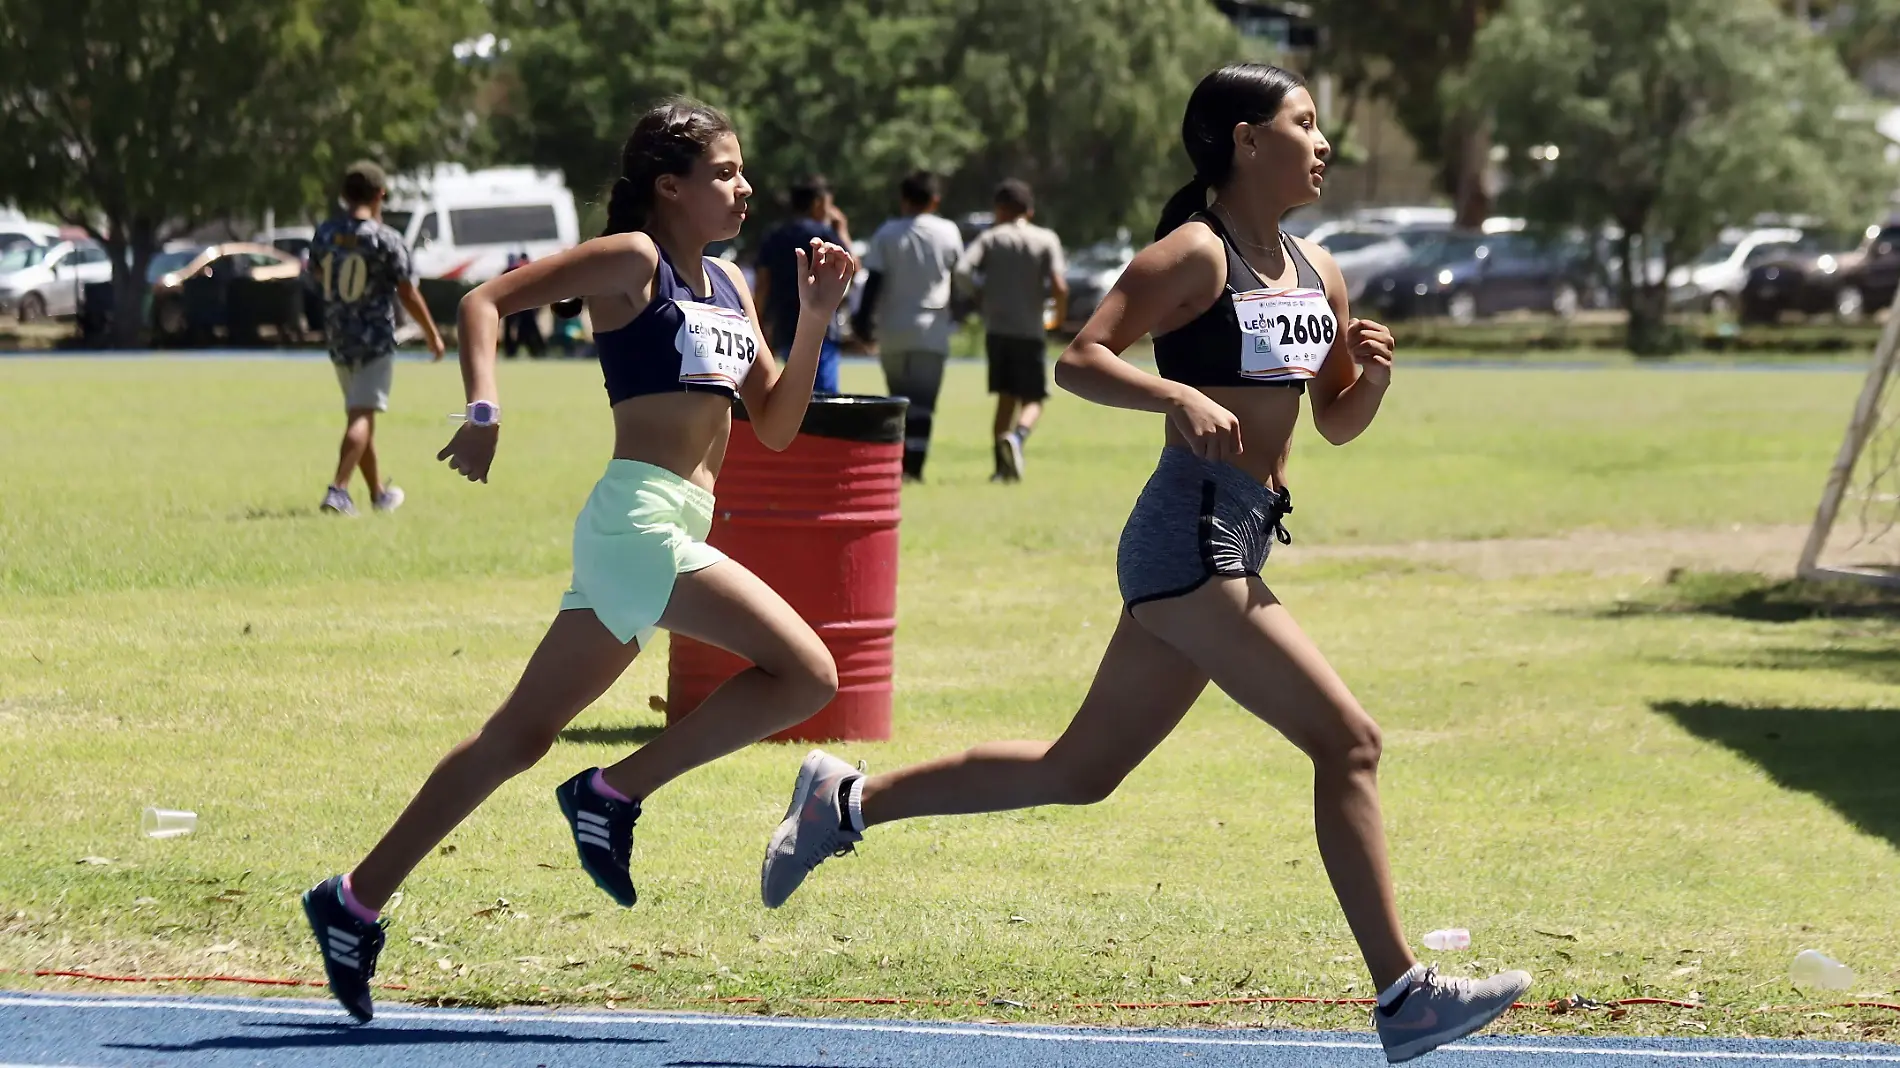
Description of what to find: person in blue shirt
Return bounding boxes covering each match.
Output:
[754,175,850,393]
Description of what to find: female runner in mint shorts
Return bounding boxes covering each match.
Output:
[300,96,858,1023]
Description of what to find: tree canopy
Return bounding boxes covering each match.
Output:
[1462,0,1891,350]
[0,0,485,344]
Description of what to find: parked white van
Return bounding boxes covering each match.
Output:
[382,166,581,283]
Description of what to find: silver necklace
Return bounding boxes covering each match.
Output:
[1211,205,1284,257]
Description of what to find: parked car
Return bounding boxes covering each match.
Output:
[1737,229,1868,323]
[1059,238,1137,332]
[1303,205,1457,247]
[1836,222,1900,316]
[1360,231,1592,323]
[0,240,116,321]
[251,225,317,264]
[1668,227,1805,313]
[145,242,303,341]
[1315,225,1451,301]
[0,219,63,257]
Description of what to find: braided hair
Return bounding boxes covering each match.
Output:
[555,97,736,318]
[603,97,735,236]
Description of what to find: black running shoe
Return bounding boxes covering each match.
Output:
[302,875,386,1023]
[555,768,640,907]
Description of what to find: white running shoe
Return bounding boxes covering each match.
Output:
[372,483,405,513]
[1374,964,1533,1062]
[760,749,863,908]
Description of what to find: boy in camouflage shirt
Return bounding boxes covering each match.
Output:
[312,160,444,516]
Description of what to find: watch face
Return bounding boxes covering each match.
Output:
[471,402,495,423]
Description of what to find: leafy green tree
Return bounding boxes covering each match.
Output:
[1461,0,1890,352]
[0,0,486,346]
[934,0,1240,244]
[489,0,1238,248]
[1306,0,1505,226]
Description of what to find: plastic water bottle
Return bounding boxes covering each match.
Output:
[1422,929,1470,951]
[1790,949,1855,991]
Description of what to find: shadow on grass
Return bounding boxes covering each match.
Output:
[558,722,667,746]
[108,1020,662,1053]
[1605,570,1900,623]
[1655,700,1900,848]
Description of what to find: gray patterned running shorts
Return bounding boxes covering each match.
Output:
[1116,447,1292,608]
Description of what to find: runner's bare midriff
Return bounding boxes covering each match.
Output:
[610,391,735,492]
[1162,384,1301,490]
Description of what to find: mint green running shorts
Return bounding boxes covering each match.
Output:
[560,459,726,648]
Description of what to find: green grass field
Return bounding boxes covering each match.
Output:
[2,355,1898,1040]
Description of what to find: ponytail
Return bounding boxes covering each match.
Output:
[1154,175,1212,241]
[600,175,644,237]
[1155,63,1306,241]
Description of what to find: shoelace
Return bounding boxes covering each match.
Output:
[359,922,387,981]
[801,832,857,873]
[608,806,635,865]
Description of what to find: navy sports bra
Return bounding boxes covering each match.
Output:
[1152,212,1336,393]
[593,243,761,405]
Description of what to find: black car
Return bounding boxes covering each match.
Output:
[1360,231,1592,323]
[1838,223,1900,317]
[1738,230,1866,322]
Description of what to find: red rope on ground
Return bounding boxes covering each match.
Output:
[13,968,408,992]
[9,968,1895,1015]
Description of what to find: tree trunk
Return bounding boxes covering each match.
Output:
[1615,229,1639,317]
[109,219,159,350]
[1626,284,1676,355]
[1448,111,1493,229]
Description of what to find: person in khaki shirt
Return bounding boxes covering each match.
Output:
[958,179,1067,482]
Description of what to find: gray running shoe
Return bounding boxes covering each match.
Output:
[760,749,863,908]
[320,486,357,516]
[372,483,405,513]
[1374,964,1533,1063]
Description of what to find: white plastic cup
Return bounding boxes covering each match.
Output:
[1790,949,1855,991]
[1422,928,1471,951]
[141,807,197,839]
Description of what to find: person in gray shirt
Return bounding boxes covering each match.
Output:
[853,171,965,481]
[958,179,1067,482]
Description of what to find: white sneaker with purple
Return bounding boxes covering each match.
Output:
[760,749,863,908]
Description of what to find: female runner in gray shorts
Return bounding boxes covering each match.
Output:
[756,63,1531,1063]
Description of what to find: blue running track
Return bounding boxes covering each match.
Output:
[2,992,1896,1068]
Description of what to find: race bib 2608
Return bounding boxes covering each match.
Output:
[1234,289,1336,382]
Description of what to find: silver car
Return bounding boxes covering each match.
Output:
[0,240,117,321]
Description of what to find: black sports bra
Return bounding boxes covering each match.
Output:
[1152,212,1335,393]
[591,244,760,406]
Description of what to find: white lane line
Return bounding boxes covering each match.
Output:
[0,995,1896,1062]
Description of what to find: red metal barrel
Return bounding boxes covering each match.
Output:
[666,395,908,742]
